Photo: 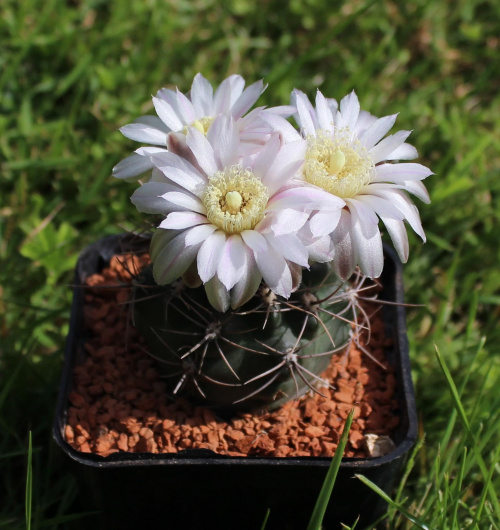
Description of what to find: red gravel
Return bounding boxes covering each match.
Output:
[65,253,400,458]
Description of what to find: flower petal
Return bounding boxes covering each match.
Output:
[230,246,262,308]
[153,230,202,285]
[131,182,176,214]
[268,209,309,236]
[159,212,209,230]
[112,153,154,180]
[380,217,409,263]
[119,122,167,145]
[217,234,247,290]
[266,233,309,267]
[315,90,335,133]
[350,207,384,278]
[331,209,356,280]
[294,89,317,136]
[369,130,412,164]
[175,88,197,124]
[207,115,240,169]
[186,127,219,176]
[152,96,184,131]
[373,163,433,183]
[184,223,217,246]
[309,209,342,237]
[359,114,398,150]
[151,151,207,196]
[253,243,292,298]
[261,112,302,143]
[241,230,268,252]
[161,191,205,214]
[339,91,360,131]
[191,73,214,116]
[230,80,266,119]
[205,275,230,313]
[197,230,226,282]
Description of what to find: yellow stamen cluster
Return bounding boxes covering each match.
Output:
[203,165,269,234]
[304,129,374,198]
[182,116,215,136]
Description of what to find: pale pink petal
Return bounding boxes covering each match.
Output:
[207,115,239,168]
[350,207,384,278]
[266,233,309,267]
[134,115,170,131]
[373,163,433,183]
[151,152,207,197]
[197,231,226,282]
[401,180,431,204]
[331,210,356,280]
[214,75,245,114]
[269,209,309,236]
[359,114,398,150]
[186,127,219,176]
[368,187,425,240]
[175,88,197,124]
[241,230,268,252]
[267,185,345,212]
[315,91,335,133]
[380,217,409,263]
[135,146,169,156]
[251,133,281,180]
[230,80,266,119]
[261,112,302,143]
[184,223,217,246]
[356,194,405,220]
[161,191,205,214]
[204,275,230,313]
[353,110,377,135]
[217,234,247,290]
[369,130,412,164]
[230,246,262,308]
[152,96,184,131]
[112,153,154,180]
[347,199,379,237]
[339,91,360,131]
[294,90,317,136]
[131,182,175,214]
[386,142,418,161]
[153,231,201,285]
[254,243,292,298]
[264,159,305,196]
[159,212,209,230]
[305,234,335,263]
[309,209,342,237]
[191,73,214,116]
[120,123,167,145]
[150,229,179,263]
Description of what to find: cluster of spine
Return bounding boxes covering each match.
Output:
[132,263,371,412]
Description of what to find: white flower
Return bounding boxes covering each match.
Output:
[130,115,344,311]
[265,89,432,280]
[113,73,289,181]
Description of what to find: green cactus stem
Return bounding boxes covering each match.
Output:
[132,262,362,412]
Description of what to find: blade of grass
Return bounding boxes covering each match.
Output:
[25,432,32,530]
[259,508,271,530]
[434,345,500,515]
[355,475,430,530]
[450,447,467,530]
[307,409,354,530]
[472,440,500,528]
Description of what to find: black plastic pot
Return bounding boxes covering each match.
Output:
[53,234,417,530]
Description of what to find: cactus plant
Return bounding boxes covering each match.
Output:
[114,73,431,413]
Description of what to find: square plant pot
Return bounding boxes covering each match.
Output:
[53,234,417,530]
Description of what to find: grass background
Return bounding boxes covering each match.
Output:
[1,0,499,527]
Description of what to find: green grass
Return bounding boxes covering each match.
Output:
[1,0,499,527]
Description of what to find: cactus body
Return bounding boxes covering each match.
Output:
[133,263,353,412]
